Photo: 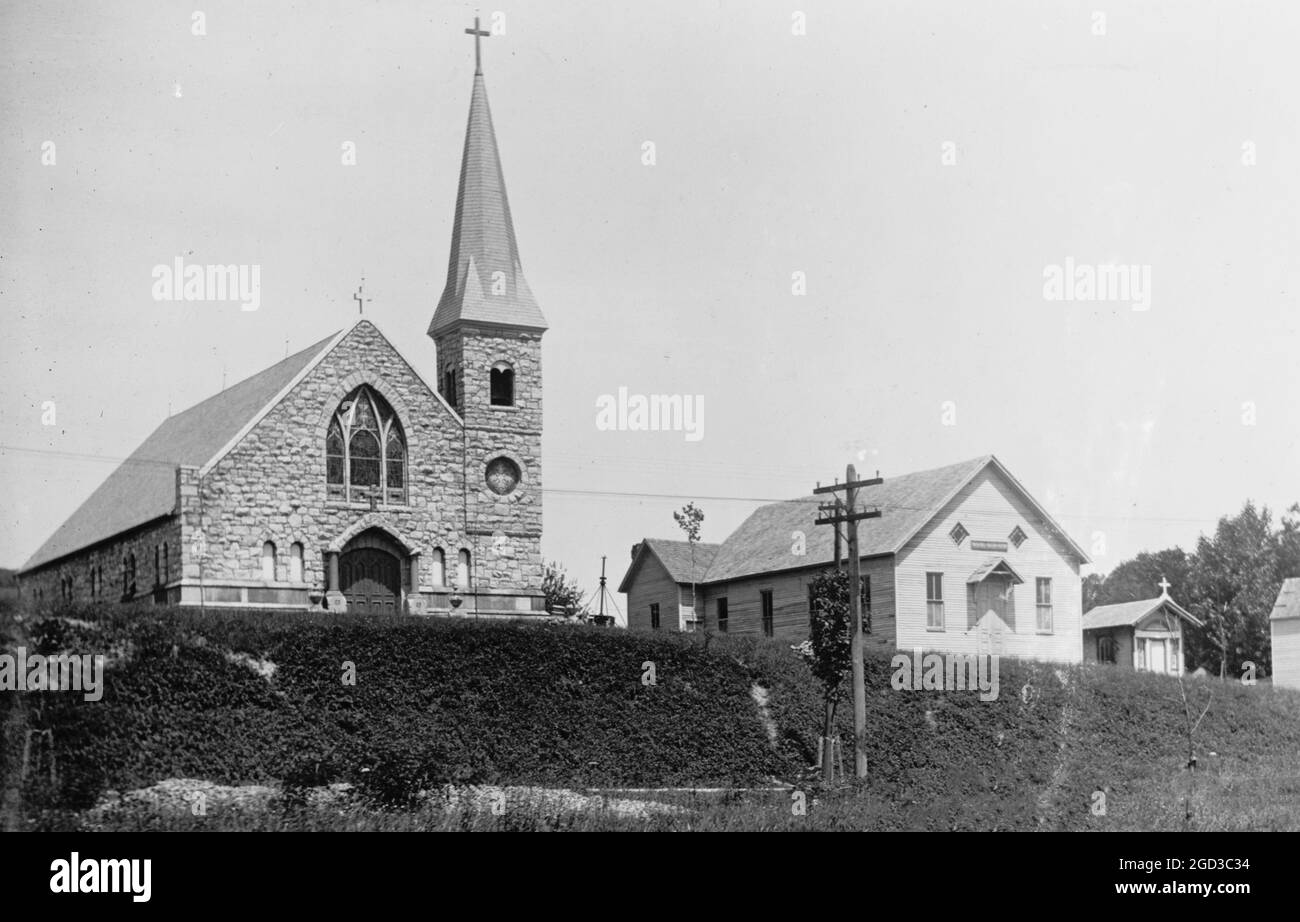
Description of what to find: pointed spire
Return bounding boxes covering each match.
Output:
[429,70,547,336]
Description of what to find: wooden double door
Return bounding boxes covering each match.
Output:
[340,547,401,616]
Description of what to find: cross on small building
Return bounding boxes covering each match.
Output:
[1158,576,1172,596]
[353,276,373,316]
[465,15,490,75]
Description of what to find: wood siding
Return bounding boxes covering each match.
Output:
[625,554,687,632]
[1272,618,1300,690]
[894,465,1083,663]
[697,559,896,650]
[1083,625,1134,668]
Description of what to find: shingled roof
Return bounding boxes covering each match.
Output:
[21,331,340,573]
[620,455,1088,590]
[618,539,721,591]
[1082,595,1202,630]
[429,72,547,335]
[1272,578,1300,621]
[703,456,1044,583]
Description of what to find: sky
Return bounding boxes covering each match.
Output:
[2,1,1298,612]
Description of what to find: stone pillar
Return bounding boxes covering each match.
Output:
[325,550,347,612]
[406,552,427,615]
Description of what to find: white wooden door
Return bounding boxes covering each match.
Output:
[1149,639,1167,673]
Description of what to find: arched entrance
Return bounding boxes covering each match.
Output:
[339,528,405,616]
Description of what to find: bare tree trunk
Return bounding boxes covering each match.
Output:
[821,697,837,783]
[1177,677,1212,831]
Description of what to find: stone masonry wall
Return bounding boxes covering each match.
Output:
[19,516,182,606]
[443,324,543,590]
[197,320,542,595]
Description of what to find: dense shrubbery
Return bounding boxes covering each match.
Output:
[8,604,789,811]
[4,600,1299,829]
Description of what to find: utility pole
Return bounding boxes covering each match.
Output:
[814,464,882,780]
[598,556,607,622]
[591,556,617,627]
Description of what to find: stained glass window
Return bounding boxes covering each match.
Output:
[324,386,407,504]
[350,430,380,487]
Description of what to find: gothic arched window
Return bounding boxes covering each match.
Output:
[325,385,408,504]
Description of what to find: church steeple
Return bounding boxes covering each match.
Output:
[429,31,546,336]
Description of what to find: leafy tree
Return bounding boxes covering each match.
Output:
[1185,502,1279,678]
[542,561,588,619]
[673,502,705,628]
[1081,572,1105,612]
[799,571,853,782]
[1091,548,1191,609]
[1277,503,1300,581]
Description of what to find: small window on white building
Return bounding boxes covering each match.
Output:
[262,541,277,581]
[1009,525,1027,549]
[949,522,969,545]
[289,542,304,582]
[926,572,944,630]
[1036,577,1053,633]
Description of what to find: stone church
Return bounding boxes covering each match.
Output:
[19,46,548,617]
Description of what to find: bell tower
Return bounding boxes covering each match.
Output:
[430,19,546,605]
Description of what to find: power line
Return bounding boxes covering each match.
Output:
[0,441,1254,526]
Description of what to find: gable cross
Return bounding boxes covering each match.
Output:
[353,276,373,316]
[1158,576,1171,597]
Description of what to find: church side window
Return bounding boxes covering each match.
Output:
[490,364,514,407]
[325,386,408,504]
[162,544,169,583]
[289,543,304,582]
[443,367,458,407]
[431,548,446,586]
[456,549,471,588]
[262,542,277,581]
[385,430,405,503]
[327,421,346,494]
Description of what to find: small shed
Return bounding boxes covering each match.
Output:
[1270,578,1300,690]
[1082,583,1202,675]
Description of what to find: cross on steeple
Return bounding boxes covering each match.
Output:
[1158,576,1172,596]
[465,15,490,75]
[353,276,373,315]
